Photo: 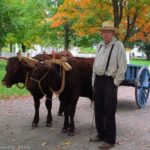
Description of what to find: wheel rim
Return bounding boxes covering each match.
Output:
[135,86,150,107]
[135,67,150,108]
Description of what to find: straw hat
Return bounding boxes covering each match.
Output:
[101,21,117,33]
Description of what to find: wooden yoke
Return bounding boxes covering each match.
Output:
[45,57,72,71]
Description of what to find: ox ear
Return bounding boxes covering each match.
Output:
[0,57,8,61]
[22,57,38,68]
[61,62,72,71]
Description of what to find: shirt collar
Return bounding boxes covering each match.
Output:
[102,37,117,47]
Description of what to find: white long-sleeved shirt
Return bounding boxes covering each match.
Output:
[92,37,127,86]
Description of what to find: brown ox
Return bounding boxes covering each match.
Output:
[1,50,73,127]
[27,57,94,135]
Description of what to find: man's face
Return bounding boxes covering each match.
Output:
[101,30,114,44]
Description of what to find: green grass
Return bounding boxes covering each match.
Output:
[0,61,29,99]
[79,47,96,54]
[130,58,150,67]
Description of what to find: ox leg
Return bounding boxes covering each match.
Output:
[32,98,40,128]
[61,98,69,133]
[62,110,69,133]
[68,97,78,136]
[58,100,63,116]
[45,98,52,127]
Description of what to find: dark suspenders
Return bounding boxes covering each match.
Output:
[98,44,102,53]
[105,44,115,72]
[98,43,115,73]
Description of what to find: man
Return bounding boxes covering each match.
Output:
[91,21,127,149]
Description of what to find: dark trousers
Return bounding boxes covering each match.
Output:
[94,75,118,144]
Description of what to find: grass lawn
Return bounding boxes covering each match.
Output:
[130,58,150,67]
[79,47,96,54]
[0,61,29,100]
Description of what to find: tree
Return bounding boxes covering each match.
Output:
[129,11,150,59]
[0,0,17,54]
[50,0,111,48]
[10,0,50,52]
[138,41,150,60]
[50,0,150,48]
[0,0,53,52]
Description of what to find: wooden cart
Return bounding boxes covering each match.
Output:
[121,64,150,108]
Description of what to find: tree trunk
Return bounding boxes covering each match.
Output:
[146,54,150,60]
[112,0,123,28]
[64,23,70,51]
[10,43,13,52]
[21,43,26,52]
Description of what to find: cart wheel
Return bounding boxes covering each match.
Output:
[135,66,150,108]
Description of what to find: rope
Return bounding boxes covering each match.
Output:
[46,95,59,101]
[29,63,66,98]
[29,77,45,96]
[30,67,50,96]
[49,66,66,96]
[16,72,29,89]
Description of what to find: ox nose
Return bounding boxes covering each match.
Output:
[1,80,12,88]
[1,80,6,86]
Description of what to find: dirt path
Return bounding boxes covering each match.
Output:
[0,86,150,150]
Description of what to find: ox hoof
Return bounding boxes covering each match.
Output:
[61,129,68,133]
[46,123,52,127]
[58,112,63,116]
[68,132,74,136]
[32,123,38,128]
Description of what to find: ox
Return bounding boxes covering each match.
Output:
[1,50,73,127]
[27,57,94,135]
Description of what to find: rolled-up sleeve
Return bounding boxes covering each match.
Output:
[91,43,101,86]
[92,68,96,86]
[114,46,127,86]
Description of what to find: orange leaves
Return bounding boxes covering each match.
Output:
[51,13,68,21]
[127,1,150,42]
[49,0,110,36]
[50,12,68,28]
[133,21,150,42]
[50,0,81,28]
[51,20,65,28]
[49,0,150,42]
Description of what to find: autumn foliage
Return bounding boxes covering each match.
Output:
[50,0,150,44]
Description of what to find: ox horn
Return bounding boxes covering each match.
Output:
[17,52,38,68]
[45,57,72,71]
[22,57,38,68]
[27,52,30,57]
[0,56,8,61]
